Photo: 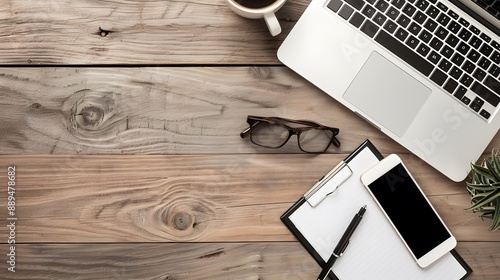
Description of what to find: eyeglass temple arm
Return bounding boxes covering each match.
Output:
[240,122,260,138]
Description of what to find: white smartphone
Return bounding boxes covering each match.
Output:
[361,154,457,268]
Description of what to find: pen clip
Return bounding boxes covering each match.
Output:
[304,162,353,208]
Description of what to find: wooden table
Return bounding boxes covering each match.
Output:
[0,1,499,279]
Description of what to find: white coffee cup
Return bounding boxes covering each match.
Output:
[226,0,287,36]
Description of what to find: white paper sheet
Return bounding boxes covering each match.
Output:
[289,148,466,280]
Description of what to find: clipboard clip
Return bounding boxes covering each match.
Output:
[303,161,353,208]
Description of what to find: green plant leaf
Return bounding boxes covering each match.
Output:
[471,164,496,183]
[485,158,500,181]
[489,197,500,231]
[472,169,487,185]
[492,150,500,178]
[467,188,500,211]
[466,182,499,191]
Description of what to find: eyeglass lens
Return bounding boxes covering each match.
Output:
[250,122,290,148]
[250,121,335,152]
[298,128,334,153]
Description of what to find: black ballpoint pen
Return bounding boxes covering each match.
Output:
[317,205,367,280]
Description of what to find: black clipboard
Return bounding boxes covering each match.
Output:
[280,140,472,280]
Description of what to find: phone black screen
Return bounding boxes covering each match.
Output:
[367,164,451,259]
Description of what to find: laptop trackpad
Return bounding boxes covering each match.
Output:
[343,52,432,137]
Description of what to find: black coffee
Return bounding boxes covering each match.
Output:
[235,0,278,9]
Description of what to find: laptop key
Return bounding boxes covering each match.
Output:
[402,3,417,16]
[375,0,390,12]
[489,65,500,77]
[458,29,472,41]
[446,34,459,47]
[480,44,493,56]
[440,45,453,58]
[447,21,461,33]
[437,13,450,26]
[415,0,430,10]
[408,22,422,35]
[480,109,491,119]
[406,35,420,49]
[437,2,448,11]
[430,69,447,85]
[362,5,377,18]
[493,41,500,51]
[478,57,491,70]
[417,43,430,56]
[438,59,452,72]
[461,96,471,105]
[346,0,366,10]
[428,51,442,64]
[492,51,499,64]
[384,20,398,33]
[435,26,449,39]
[480,33,491,43]
[484,75,500,96]
[373,12,388,25]
[397,14,411,28]
[447,9,459,20]
[327,0,343,12]
[413,10,427,24]
[424,18,438,32]
[419,29,432,43]
[470,101,482,112]
[467,49,480,62]
[460,74,473,87]
[472,96,485,107]
[375,30,434,76]
[430,37,444,50]
[451,53,464,66]
[471,81,500,106]
[449,66,463,79]
[360,20,380,37]
[457,42,470,55]
[469,36,482,49]
[461,60,475,74]
[459,18,470,27]
[350,12,366,27]
[469,25,480,35]
[444,79,458,93]
[473,68,486,81]
[426,6,440,18]
[454,85,467,99]
[395,27,409,41]
[386,6,399,18]
[391,0,405,8]
[339,5,355,20]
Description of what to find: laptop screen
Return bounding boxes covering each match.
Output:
[453,0,500,35]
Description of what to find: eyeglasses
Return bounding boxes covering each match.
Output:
[240,115,340,153]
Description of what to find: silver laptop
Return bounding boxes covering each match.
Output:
[278,0,500,181]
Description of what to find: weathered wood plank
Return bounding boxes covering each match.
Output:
[1,154,498,243]
[1,67,498,155]
[0,242,498,279]
[0,0,308,65]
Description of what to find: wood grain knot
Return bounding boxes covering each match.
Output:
[69,93,115,131]
[31,103,41,109]
[172,212,192,231]
[251,67,272,79]
[98,27,112,37]
[79,106,104,127]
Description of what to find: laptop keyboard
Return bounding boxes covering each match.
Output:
[327,0,500,120]
[473,0,500,20]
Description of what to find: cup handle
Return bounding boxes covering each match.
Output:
[264,13,281,36]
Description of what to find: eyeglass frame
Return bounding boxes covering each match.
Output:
[240,115,341,153]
